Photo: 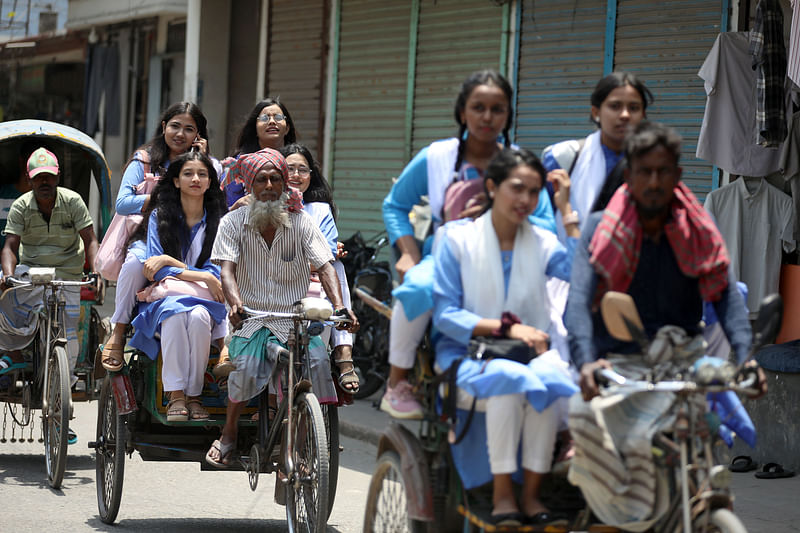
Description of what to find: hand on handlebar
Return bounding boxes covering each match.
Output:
[334,307,359,333]
[229,302,246,330]
[742,361,768,399]
[579,359,613,401]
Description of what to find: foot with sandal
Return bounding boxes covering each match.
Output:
[333,345,360,394]
[100,323,126,372]
[166,390,209,422]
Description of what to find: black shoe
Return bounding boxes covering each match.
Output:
[526,511,569,526]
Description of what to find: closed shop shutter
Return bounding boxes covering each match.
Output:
[514,0,606,155]
[614,0,723,199]
[411,0,504,154]
[331,0,411,239]
[267,0,327,159]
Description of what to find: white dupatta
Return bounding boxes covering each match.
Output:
[456,210,551,331]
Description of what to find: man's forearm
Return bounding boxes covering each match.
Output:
[318,262,344,309]
[220,261,242,307]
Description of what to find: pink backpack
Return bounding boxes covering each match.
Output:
[442,177,485,223]
[95,151,161,280]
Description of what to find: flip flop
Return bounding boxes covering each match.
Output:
[0,354,27,375]
[755,462,795,479]
[729,455,758,472]
[205,438,236,468]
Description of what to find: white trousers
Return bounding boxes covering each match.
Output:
[160,307,212,396]
[110,250,148,325]
[388,300,431,370]
[486,393,558,475]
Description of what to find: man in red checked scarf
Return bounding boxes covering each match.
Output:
[205,148,358,467]
[562,122,766,528]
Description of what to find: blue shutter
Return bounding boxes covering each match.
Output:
[614,0,723,199]
[514,0,607,155]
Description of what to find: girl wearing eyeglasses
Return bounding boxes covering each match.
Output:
[221,98,298,210]
[281,143,359,394]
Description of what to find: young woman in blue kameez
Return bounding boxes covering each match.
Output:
[129,151,228,421]
[433,148,579,527]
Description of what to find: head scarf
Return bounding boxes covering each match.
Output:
[226,148,303,212]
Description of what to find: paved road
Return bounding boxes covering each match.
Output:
[0,401,375,532]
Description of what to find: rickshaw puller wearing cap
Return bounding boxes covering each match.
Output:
[0,147,99,441]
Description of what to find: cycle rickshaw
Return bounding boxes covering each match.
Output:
[362,293,781,533]
[0,119,113,488]
[92,296,351,533]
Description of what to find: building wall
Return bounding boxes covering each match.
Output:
[195,0,231,150]
[67,0,187,28]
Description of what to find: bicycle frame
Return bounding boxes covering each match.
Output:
[597,368,759,532]
[7,274,94,408]
[241,305,350,482]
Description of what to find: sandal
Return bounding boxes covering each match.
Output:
[166,395,189,422]
[100,343,125,372]
[186,396,210,420]
[205,438,236,468]
[335,359,360,394]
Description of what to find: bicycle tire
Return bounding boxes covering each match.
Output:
[43,344,70,489]
[95,377,126,524]
[696,509,748,533]
[362,450,428,533]
[285,391,329,533]
[322,403,339,519]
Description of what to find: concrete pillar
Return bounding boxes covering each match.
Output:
[184,0,201,102]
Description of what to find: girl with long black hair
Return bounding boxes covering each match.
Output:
[128,151,228,421]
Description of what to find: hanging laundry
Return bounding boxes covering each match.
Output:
[749,0,788,147]
[697,32,782,176]
[704,179,795,318]
[788,0,800,88]
[82,42,121,137]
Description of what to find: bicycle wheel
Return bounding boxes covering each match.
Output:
[285,392,329,533]
[95,377,126,524]
[43,345,70,489]
[695,509,748,533]
[362,450,427,533]
[321,403,339,519]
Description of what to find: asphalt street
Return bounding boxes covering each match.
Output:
[0,400,375,532]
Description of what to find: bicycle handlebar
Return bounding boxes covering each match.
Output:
[594,367,759,395]
[241,305,353,327]
[5,273,97,288]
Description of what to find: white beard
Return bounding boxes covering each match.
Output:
[249,192,291,232]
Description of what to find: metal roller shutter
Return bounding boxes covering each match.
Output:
[267,0,327,159]
[514,0,606,155]
[411,0,504,155]
[331,0,411,240]
[614,0,723,199]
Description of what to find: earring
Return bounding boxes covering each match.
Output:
[488,191,494,199]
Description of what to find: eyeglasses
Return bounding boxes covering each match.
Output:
[287,166,311,177]
[257,113,286,123]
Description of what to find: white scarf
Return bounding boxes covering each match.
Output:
[426,137,460,227]
[456,211,550,331]
[555,130,607,241]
